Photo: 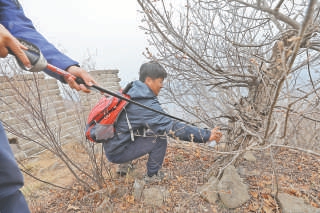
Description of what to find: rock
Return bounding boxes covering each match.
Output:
[197,176,219,204]
[133,179,145,201]
[243,151,256,162]
[218,165,250,209]
[95,198,113,213]
[143,186,168,207]
[278,193,320,213]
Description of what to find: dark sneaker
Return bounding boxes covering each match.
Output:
[116,162,134,176]
[143,171,165,184]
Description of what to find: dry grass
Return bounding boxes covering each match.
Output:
[21,140,320,213]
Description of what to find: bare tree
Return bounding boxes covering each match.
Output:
[0,57,109,190]
[137,0,320,171]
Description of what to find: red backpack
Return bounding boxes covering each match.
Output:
[85,92,131,143]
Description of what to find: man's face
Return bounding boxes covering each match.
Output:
[145,77,164,96]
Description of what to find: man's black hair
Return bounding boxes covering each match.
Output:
[139,61,167,82]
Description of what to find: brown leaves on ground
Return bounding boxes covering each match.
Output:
[24,141,320,213]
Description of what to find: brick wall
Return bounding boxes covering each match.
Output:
[0,70,121,160]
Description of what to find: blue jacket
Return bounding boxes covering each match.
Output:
[103,80,211,156]
[0,0,79,82]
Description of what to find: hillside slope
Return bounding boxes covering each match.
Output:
[22,140,320,213]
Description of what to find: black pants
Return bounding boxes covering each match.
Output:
[106,136,167,176]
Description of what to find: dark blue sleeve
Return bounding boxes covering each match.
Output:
[132,97,211,143]
[0,0,79,82]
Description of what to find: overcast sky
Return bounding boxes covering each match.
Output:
[20,0,148,84]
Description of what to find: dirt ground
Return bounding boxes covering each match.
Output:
[21,140,320,213]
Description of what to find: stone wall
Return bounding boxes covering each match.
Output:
[0,70,121,160]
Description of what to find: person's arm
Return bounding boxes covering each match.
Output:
[135,96,214,143]
[0,0,96,92]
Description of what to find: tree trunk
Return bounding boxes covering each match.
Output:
[224,35,297,167]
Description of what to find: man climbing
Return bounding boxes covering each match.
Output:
[104,61,222,183]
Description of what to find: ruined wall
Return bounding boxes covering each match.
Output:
[0,70,121,160]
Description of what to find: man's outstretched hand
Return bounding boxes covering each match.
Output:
[209,126,222,143]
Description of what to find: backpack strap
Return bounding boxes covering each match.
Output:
[123,107,134,141]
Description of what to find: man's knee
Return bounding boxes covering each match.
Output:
[105,153,118,164]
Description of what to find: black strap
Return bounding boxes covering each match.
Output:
[90,84,194,126]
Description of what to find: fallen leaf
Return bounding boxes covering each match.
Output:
[250,191,259,198]
[67,205,80,211]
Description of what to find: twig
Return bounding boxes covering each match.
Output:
[271,144,320,157]
[269,147,280,209]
